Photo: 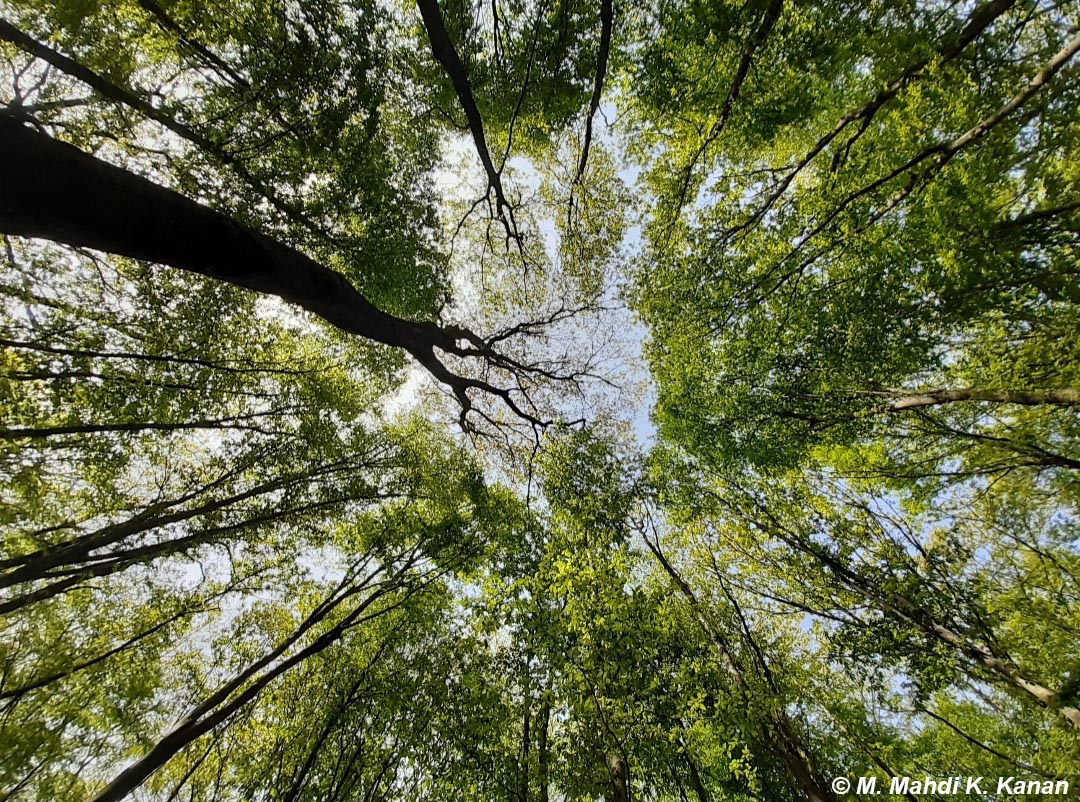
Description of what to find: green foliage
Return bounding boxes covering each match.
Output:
[3,0,1080,799]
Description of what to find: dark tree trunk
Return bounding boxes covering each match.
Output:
[538,700,550,802]
[685,751,709,802]
[520,692,531,802]
[0,118,454,362]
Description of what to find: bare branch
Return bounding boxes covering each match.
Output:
[415,0,522,248]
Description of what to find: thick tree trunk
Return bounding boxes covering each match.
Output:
[0,118,453,362]
[606,753,630,802]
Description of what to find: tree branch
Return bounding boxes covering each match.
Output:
[0,118,561,429]
[415,0,517,233]
[569,0,614,203]
[721,0,1017,245]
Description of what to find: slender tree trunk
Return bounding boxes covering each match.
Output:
[922,616,1080,730]
[414,0,508,212]
[0,411,282,440]
[571,0,613,189]
[0,496,349,615]
[727,0,1016,237]
[843,560,1080,729]
[768,712,834,802]
[520,688,531,802]
[134,0,250,88]
[89,558,418,802]
[0,463,339,589]
[0,608,190,701]
[640,532,835,802]
[538,699,550,802]
[753,507,1080,731]
[881,387,1080,411]
[280,642,392,802]
[685,750,709,802]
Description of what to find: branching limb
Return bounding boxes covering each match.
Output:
[734,29,1080,310]
[415,0,523,250]
[0,119,584,431]
[667,0,783,221]
[568,0,614,222]
[719,0,1017,246]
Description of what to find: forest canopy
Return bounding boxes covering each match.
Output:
[1,0,1079,800]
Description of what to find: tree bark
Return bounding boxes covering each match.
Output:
[685,750,710,802]
[606,753,630,802]
[0,496,350,615]
[0,411,282,440]
[88,556,420,802]
[520,690,531,802]
[0,459,352,588]
[0,117,460,366]
[134,0,250,89]
[882,387,1080,411]
[572,0,614,188]
[726,0,1016,240]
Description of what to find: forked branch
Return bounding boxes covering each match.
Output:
[0,119,574,432]
[415,0,523,248]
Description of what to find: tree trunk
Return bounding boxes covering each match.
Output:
[753,508,1080,731]
[538,700,550,802]
[685,750,709,802]
[768,712,835,802]
[88,559,414,802]
[0,118,454,363]
[882,387,1080,411]
[520,690,531,802]
[606,753,630,802]
[640,532,835,802]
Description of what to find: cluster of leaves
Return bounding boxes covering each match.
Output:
[3,0,1080,800]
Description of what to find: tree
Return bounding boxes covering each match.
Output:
[4,0,1080,799]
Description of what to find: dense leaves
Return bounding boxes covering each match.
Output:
[2,0,1079,800]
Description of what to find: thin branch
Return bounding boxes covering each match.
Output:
[568,0,614,219]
